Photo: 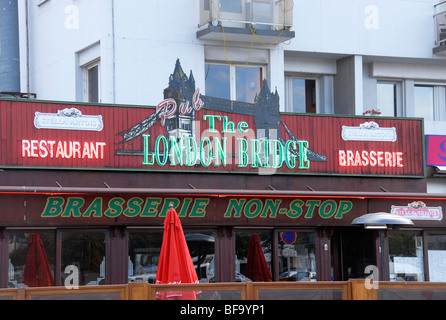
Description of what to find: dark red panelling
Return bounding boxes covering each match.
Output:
[0,100,424,176]
[280,114,424,177]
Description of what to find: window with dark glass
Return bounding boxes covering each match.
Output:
[235,231,272,282]
[87,64,99,103]
[61,231,106,286]
[8,232,55,288]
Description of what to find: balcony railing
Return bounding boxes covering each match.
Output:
[434,1,446,54]
[197,0,295,44]
[199,0,293,30]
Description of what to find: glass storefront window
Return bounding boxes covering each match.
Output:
[8,233,55,288]
[427,234,446,282]
[389,232,424,282]
[235,231,272,282]
[128,231,163,284]
[128,231,216,283]
[278,231,317,282]
[185,232,215,282]
[61,231,106,286]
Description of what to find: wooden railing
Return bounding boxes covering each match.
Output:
[1,280,446,300]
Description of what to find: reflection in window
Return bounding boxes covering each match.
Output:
[235,231,272,282]
[61,232,106,286]
[128,231,215,283]
[414,85,434,121]
[205,63,263,103]
[389,232,424,281]
[278,232,316,281]
[235,67,262,103]
[185,232,215,282]
[377,82,397,116]
[427,234,446,282]
[205,64,230,100]
[8,233,55,288]
[128,231,163,284]
[87,65,99,103]
[220,0,242,13]
[284,77,316,113]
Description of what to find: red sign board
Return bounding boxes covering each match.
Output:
[0,99,424,177]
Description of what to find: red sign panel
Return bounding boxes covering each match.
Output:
[0,99,424,177]
[426,135,446,166]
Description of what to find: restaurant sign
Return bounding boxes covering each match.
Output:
[391,201,443,221]
[0,59,424,177]
[27,195,364,227]
[41,196,354,220]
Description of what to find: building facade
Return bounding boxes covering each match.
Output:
[1,0,446,289]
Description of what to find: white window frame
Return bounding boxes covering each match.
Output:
[376,80,403,117]
[413,82,446,121]
[284,75,318,113]
[205,62,266,103]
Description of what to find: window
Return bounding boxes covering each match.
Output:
[8,232,55,288]
[85,63,100,103]
[61,231,106,286]
[427,234,446,282]
[128,230,216,283]
[278,231,317,281]
[220,0,242,13]
[235,231,272,282]
[205,63,263,103]
[377,81,401,117]
[128,231,163,284]
[388,232,424,282]
[284,77,316,113]
[414,85,434,121]
[414,84,446,121]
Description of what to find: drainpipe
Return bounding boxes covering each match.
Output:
[0,0,20,96]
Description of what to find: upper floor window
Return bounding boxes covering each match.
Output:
[377,81,402,117]
[283,77,316,113]
[414,84,446,121]
[205,63,264,103]
[85,62,100,103]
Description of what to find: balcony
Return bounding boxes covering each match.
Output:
[197,0,295,44]
[433,1,446,55]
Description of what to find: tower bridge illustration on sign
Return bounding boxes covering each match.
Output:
[117,59,327,169]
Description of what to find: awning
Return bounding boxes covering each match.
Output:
[0,185,445,200]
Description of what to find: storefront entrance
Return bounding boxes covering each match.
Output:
[331,228,376,281]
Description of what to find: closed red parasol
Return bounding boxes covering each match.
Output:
[155,204,199,300]
[246,233,272,282]
[22,234,54,287]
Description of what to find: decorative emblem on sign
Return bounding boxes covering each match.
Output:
[391,201,443,221]
[34,108,103,131]
[342,121,397,142]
